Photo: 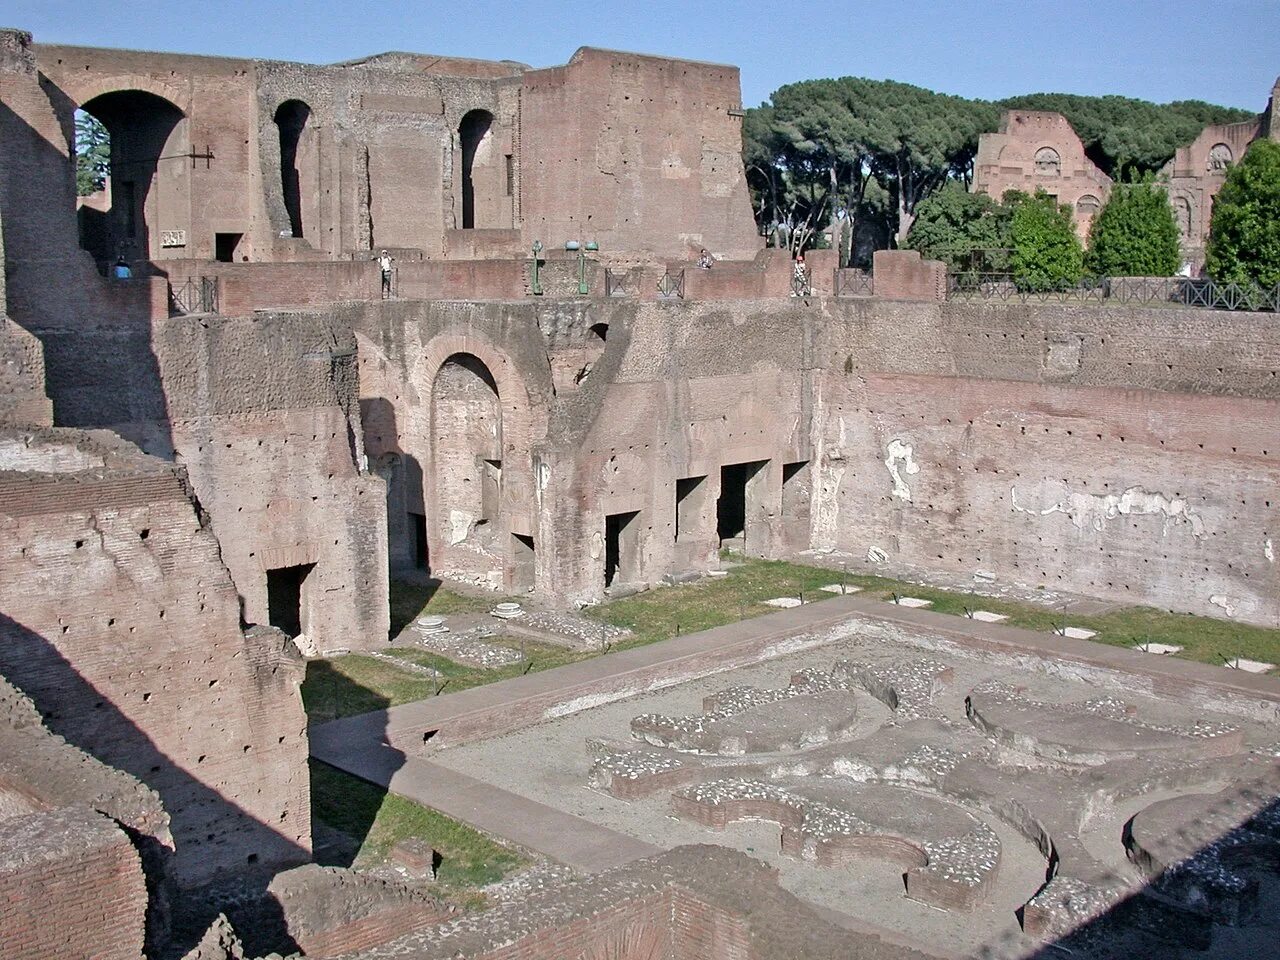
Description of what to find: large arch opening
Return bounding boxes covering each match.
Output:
[76,90,187,266]
[274,100,312,239]
[430,353,503,574]
[458,109,495,229]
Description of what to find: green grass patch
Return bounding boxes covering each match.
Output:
[588,555,1280,669]
[389,579,497,636]
[310,759,526,890]
[308,560,1276,727]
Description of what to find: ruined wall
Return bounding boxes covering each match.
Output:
[1162,118,1265,269]
[519,48,761,261]
[812,298,1280,625]
[0,807,149,960]
[348,298,555,589]
[0,428,312,887]
[972,110,1112,238]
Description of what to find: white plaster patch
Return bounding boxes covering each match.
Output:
[969,611,1008,623]
[1210,594,1241,618]
[290,633,318,658]
[1266,539,1275,563]
[1135,642,1182,655]
[448,510,473,545]
[763,597,803,608]
[1010,485,1206,538]
[1225,658,1274,674]
[884,438,920,501]
[893,597,932,608]
[1058,627,1097,640]
[589,531,604,560]
[866,546,889,564]
[820,584,863,595]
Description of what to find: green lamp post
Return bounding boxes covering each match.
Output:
[530,240,544,296]
[566,239,598,295]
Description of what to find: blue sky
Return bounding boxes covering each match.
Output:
[12,0,1280,110]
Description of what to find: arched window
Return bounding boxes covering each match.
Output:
[1076,194,1100,216]
[274,100,312,238]
[1207,143,1233,172]
[458,110,495,229]
[77,90,187,264]
[1034,147,1061,176]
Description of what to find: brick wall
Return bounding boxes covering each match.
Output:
[0,807,148,960]
[0,429,311,887]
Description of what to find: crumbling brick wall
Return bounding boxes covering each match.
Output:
[0,428,312,888]
[0,806,149,960]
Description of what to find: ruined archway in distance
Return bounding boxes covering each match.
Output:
[274,100,312,239]
[458,109,495,229]
[77,89,187,265]
[429,353,503,575]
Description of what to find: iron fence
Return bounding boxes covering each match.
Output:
[947,274,1280,312]
[169,276,219,315]
[833,268,874,297]
[605,268,633,298]
[656,269,685,300]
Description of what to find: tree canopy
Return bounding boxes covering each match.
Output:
[1009,191,1083,290]
[744,75,1255,255]
[1205,139,1280,287]
[75,110,110,197]
[901,181,1012,271]
[1084,179,1181,277]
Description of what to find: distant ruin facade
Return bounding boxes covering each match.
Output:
[1,23,1279,960]
[973,82,1280,267]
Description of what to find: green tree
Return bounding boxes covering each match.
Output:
[1205,139,1280,287]
[1084,178,1180,277]
[1009,191,1083,290]
[997,93,1254,179]
[75,110,110,196]
[903,181,1012,271]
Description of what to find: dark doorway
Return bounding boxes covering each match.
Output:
[589,322,609,343]
[675,475,708,544]
[459,109,494,229]
[410,513,429,570]
[511,533,536,592]
[215,232,242,263]
[604,511,641,589]
[717,460,768,547]
[266,563,315,637]
[275,100,311,238]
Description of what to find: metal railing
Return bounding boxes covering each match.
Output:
[169,276,219,315]
[656,269,685,300]
[605,268,633,298]
[834,268,874,297]
[947,274,1280,312]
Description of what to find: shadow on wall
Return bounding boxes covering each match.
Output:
[0,612,305,957]
[997,792,1280,959]
[0,98,174,458]
[363,396,429,586]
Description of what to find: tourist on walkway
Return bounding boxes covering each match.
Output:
[378,249,394,298]
[792,253,808,296]
[697,248,714,269]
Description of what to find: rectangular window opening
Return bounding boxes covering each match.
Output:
[215,232,243,263]
[266,562,315,638]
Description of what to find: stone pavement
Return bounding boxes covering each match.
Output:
[310,592,1280,875]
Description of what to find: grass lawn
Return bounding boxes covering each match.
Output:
[388,579,498,635]
[309,759,526,892]
[588,556,1280,669]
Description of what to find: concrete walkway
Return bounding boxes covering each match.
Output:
[310,590,1279,872]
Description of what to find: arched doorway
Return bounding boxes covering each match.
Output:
[76,90,187,265]
[274,100,313,239]
[429,353,503,573]
[458,109,494,229]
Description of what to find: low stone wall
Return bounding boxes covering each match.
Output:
[0,807,148,960]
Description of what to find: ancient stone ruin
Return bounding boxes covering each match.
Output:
[0,23,1277,960]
